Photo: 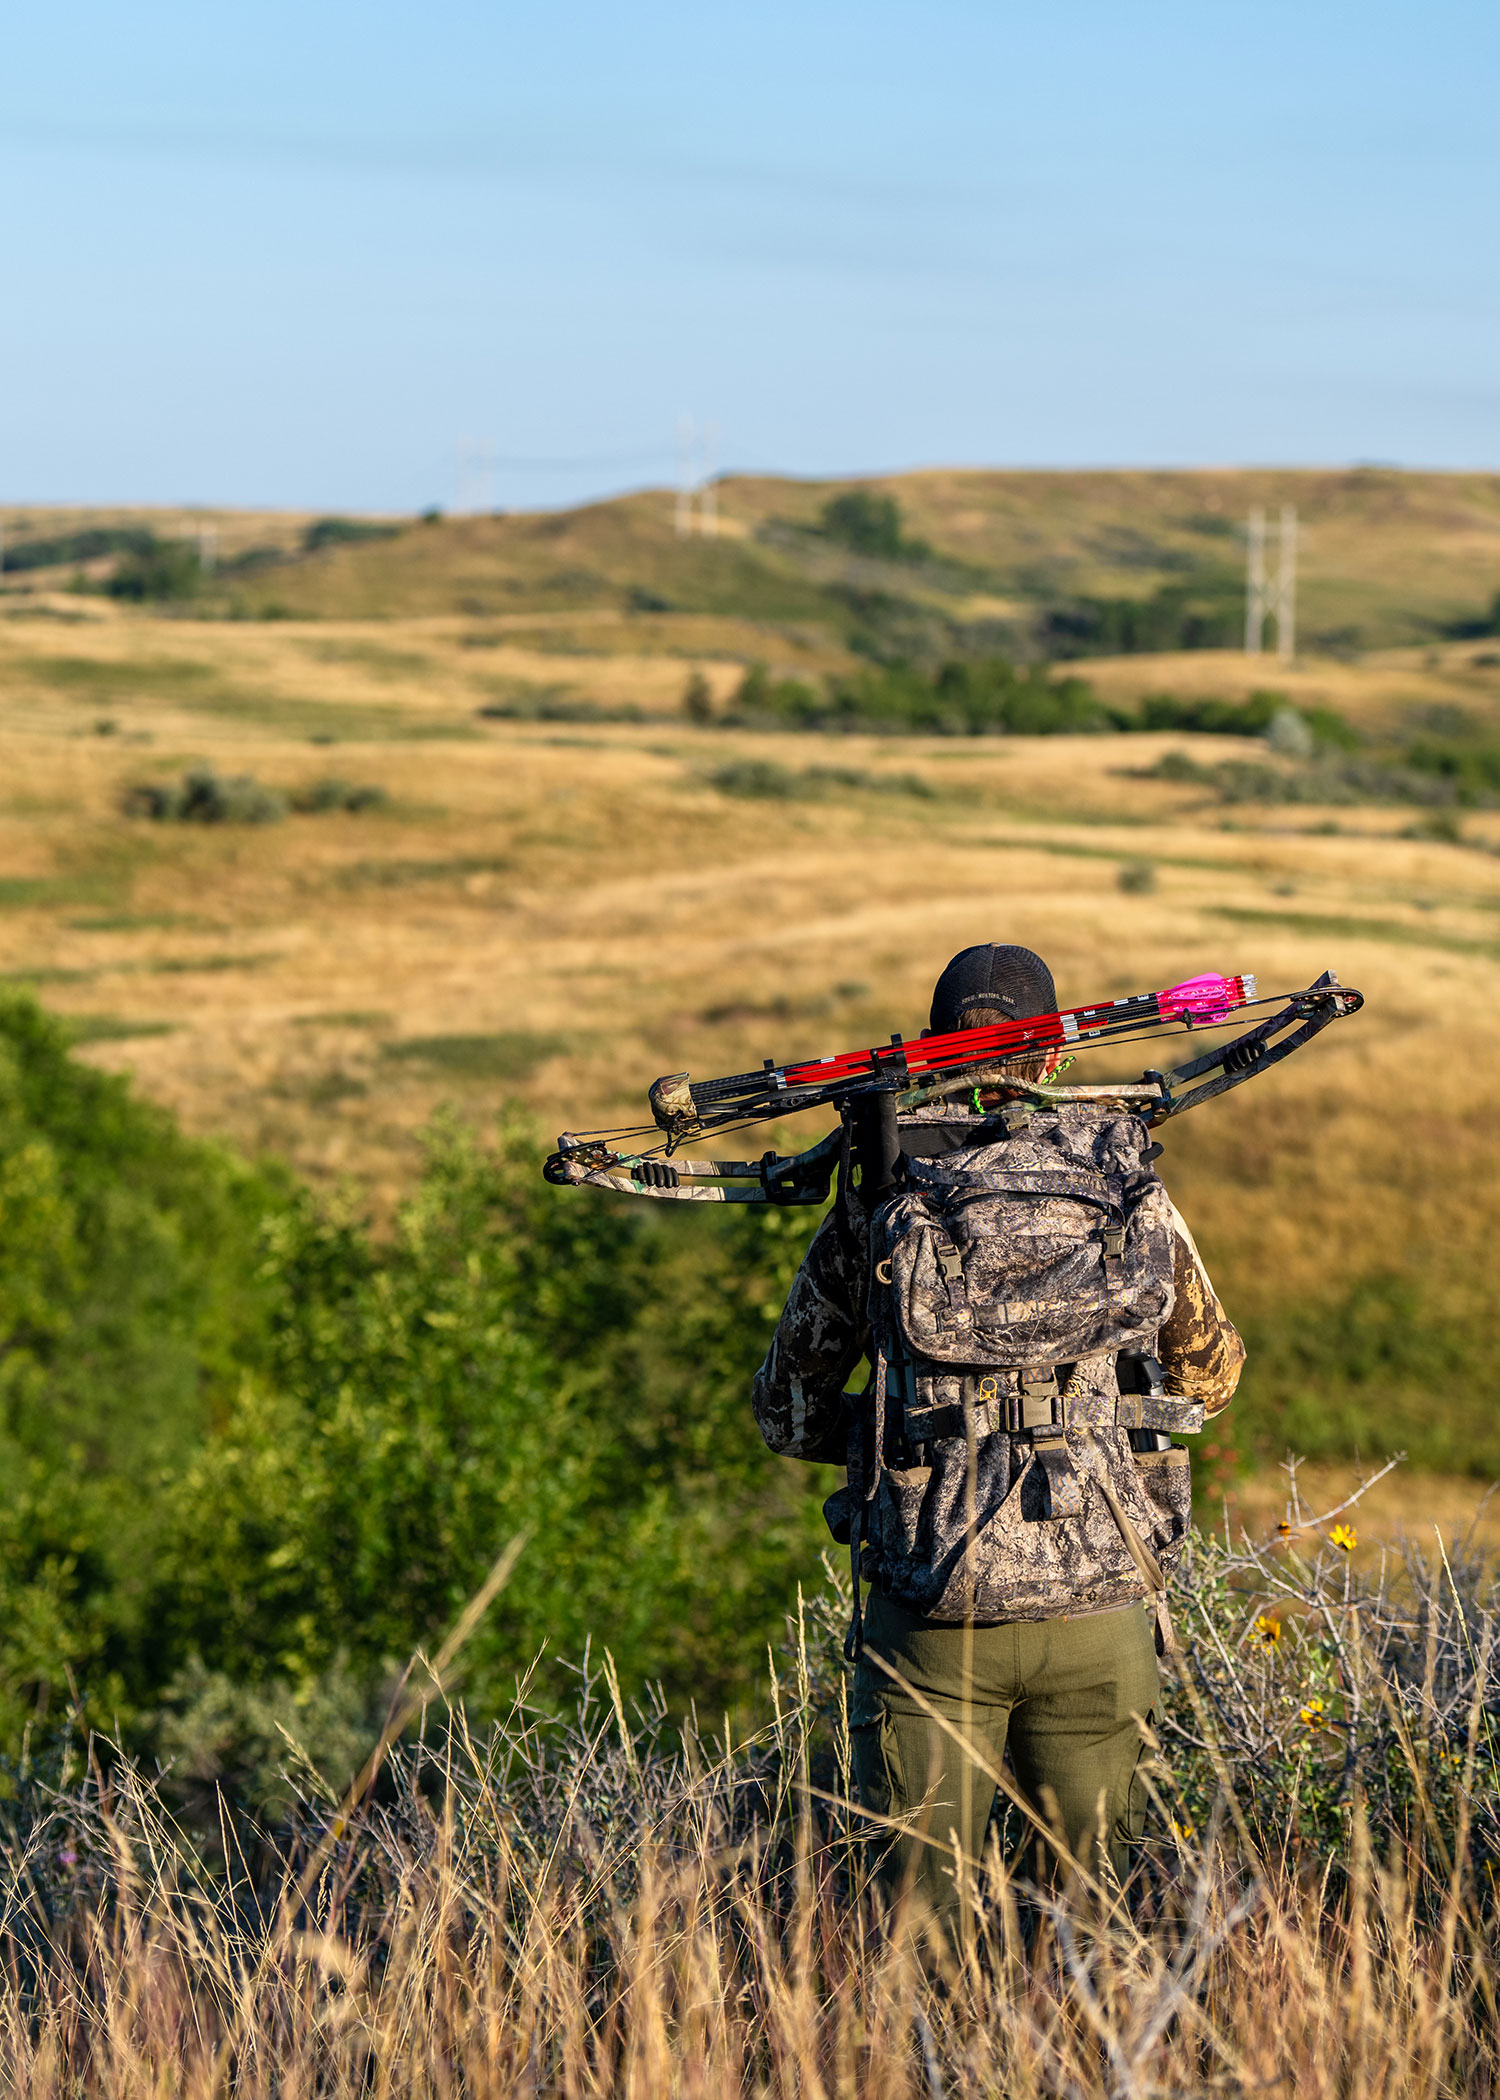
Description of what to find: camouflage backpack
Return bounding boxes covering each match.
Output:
[845,1105,1204,1636]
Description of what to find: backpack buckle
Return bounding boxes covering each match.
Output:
[1015,1366,1063,1433]
[1100,1224,1126,1260]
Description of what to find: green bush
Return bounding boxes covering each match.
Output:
[931,661,1114,735]
[1405,736,1500,799]
[1040,579,1241,656]
[106,539,203,602]
[0,1002,835,1751]
[681,670,714,723]
[122,767,287,824]
[1135,689,1358,750]
[0,996,286,1742]
[0,527,159,575]
[705,760,937,801]
[145,1121,831,1714]
[726,657,1115,736]
[288,777,389,814]
[723,663,1362,746]
[302,517,399,554]
[817,490,928,562]
[1139,748,1470,808]
[1116,859,1157,894]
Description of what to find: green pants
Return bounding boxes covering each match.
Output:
[850,1588,1159,1923]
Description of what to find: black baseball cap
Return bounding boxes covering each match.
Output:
[929,944,1057,1035]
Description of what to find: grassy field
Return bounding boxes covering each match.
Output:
[4,470,1500,1531]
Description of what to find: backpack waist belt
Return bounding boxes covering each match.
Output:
[882,1360,1083,1516]
[885,1363,1201,1441]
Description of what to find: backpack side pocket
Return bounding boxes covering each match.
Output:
[1130,1443,1192,1557]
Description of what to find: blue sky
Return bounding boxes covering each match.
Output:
[2,1,1496,511]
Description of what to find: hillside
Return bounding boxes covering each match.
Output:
[5,467,1500,662]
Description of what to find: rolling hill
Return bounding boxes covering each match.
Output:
[5,467,1499,666]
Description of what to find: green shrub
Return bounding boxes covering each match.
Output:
[0,1016,836,1750]
[706,760,822,800]
[817,490,928,562]
[288,777,389,813]
[302,517,399,554]
[1403,811,1465,843]
[1405,735,1500,799]
[106,539,203,602]
[727,664,824,725]
[723,662,1366,746]
[145,1121,831,1714]
[122,767,286,823]
[0,527,158,575]
[0,996,287,1742]
[727,657,1116,736]
[1135,689,1358,750]
[681,670,714,723]
[705,761,937,801]
[1139,748,1472,808]
[1116,859,1157,894]
[1040,579,1241,656]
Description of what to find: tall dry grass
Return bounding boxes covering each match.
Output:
[2,1467,1496,2097]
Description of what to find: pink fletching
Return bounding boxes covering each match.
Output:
[1160,973,1236,1022]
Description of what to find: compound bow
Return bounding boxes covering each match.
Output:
[543,968,1363,1206]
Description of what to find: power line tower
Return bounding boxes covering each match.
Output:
[1245,504,1297,661]
[674,417,719,537]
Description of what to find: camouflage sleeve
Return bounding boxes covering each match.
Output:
[751,1206,868,1464]
[1158,1197,1246,1417]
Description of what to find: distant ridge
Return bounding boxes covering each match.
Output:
[4,466,1498,657]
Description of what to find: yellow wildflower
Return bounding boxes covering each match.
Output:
[1171,1817,1196,1841]
[1299,1697,1325,1727]
[1254,1614,1282,1646]
[1330,1522,1357,1552]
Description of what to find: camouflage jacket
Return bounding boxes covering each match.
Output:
[751,1121,1245,1623]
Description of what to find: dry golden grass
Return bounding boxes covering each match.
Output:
[5,1521,1499,2099]
[5,1765,1486,2099]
